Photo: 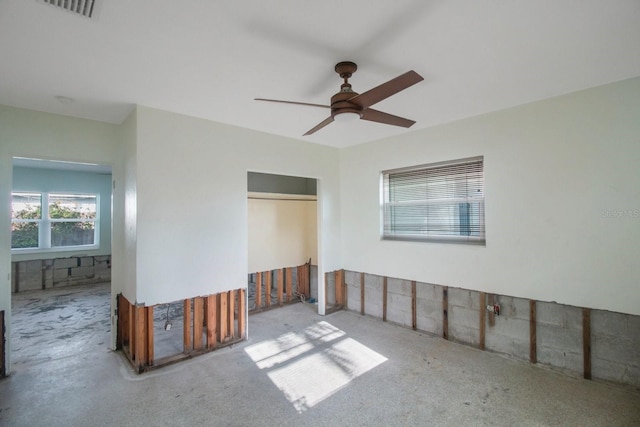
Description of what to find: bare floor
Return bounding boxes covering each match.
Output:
[1,285,639,426]
[10,282,111,368]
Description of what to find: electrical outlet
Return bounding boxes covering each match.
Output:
[164,321,172,331]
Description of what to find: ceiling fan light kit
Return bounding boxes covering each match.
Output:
[333,112,360,122]
[256,61,423,135]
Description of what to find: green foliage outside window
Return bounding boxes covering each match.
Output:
[11,198,96,249]
[11,204,40,249]
[49,201,95,247]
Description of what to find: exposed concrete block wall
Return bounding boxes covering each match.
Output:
[537,302,583,373]
[591,310,640,385]
[14,260,46,292]
[415,282,443,336]
[12,255,111,293]
[448,288,481,347]
[324,270,336,306]
[363,274,384,318]
[345,271,361,312]
[310,265,318,301]
[485,295,531,361]
[386,278,413,328]
[343,270,640,388]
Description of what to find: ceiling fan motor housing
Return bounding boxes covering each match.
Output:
[331,61,362,118]
[331,88,362,118]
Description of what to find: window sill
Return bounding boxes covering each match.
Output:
[382,235,486,246]
[11,244,100,255]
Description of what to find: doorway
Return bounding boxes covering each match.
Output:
[9,157,113,370]
[247,172,319,312]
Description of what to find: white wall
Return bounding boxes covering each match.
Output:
[248,197,317,273]
[132,106,340,307]
[0,105,121,373]
[340,77,640,316]
[116,109,137,304]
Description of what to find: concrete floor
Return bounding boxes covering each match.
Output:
[1,285,639,426]
[9,282,111,368]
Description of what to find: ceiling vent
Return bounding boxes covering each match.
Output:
[40,0,99,19]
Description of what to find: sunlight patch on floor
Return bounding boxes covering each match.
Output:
[245,321,387,413]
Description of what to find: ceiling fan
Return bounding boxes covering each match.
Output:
[256,61,424,136]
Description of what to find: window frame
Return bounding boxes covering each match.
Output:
[11,191,100,253]
[380,156,485,245]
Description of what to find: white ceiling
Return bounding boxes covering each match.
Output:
[1,0,639,148]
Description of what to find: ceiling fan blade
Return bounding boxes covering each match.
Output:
[303,116,334,136]
[361,108,416,128]
[255,98,330,109]
[348,70,423,109]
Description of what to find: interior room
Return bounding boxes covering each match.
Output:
[1,1,639,425]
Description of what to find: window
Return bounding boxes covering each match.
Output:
[11,192,99,251]
[11,192,41,249]
[381,156,485,244]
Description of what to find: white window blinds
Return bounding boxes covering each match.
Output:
[381,156,485,244]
